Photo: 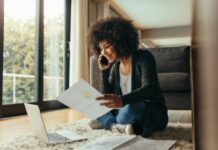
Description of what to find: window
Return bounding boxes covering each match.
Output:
[44,0,65,100]
[0,0,71,117]
[3,0,36,105]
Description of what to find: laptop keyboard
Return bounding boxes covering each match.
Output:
[48,132,70,143]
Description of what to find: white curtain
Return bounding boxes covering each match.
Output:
[70,0,89,85]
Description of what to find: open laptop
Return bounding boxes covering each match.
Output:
[24,103,87,144]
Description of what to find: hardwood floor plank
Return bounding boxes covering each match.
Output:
[0,108,86,143]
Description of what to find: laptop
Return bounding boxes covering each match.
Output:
[24,103,87,144]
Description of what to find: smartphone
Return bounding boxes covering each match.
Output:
[100,56,109,65]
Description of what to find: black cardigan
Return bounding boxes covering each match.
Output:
[101,49,167,111]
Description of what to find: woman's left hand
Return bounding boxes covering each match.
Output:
[96,94,123,108]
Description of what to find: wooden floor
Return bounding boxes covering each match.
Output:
[0,108,86,143]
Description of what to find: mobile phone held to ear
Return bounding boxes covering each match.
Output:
[100,56,109,65]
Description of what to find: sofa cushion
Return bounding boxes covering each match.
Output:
[163,92,191,110]
[158,72,190,92]
[147,46,190,73]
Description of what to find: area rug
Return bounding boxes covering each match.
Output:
[0,119,192,150]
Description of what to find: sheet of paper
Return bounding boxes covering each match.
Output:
[56,79,112,119]
[115,136,176,150]
[55,130,87,141]
[78,135,136,150]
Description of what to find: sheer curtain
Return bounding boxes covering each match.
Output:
[70,0,89,85]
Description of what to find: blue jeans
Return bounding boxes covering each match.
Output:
[97,102,146,131]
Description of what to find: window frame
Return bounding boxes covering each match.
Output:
[0,0,71,118]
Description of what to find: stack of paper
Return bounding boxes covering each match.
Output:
[77,135,176,150]
[78,135,136,150]
[115,136,176,150]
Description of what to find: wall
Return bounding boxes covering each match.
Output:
[88,1,192,48]
[88,0,98,27]
[141,26,191,48]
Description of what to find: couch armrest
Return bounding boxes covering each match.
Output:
[89,56,101,91]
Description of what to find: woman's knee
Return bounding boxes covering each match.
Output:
[116,102,145,124]
[116,105,132,124]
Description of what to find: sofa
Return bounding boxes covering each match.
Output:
[90,46,191,123]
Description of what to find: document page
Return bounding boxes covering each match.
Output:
[78,135,136,150]
[56,79,112,119]
[115,136,176,150]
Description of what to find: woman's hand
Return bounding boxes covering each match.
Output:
[98,55,111,70]
[96,94,123,108]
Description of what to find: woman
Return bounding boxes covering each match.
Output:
[87,17,168,137]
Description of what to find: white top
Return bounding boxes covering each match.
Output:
[119,71,132,95]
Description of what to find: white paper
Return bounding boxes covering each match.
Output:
[78,135,176,150]
[115,136,176,150]
[55,130,87,141]
[56,79,112,119]
[78,135,136,150]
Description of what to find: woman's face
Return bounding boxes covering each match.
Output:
[99,40,117,63]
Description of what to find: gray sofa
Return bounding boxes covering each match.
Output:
[90,46,191,119]
[147,46,191,110]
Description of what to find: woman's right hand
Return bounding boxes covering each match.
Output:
[98,55,111,70]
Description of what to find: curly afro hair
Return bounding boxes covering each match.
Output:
[87,17,139,58]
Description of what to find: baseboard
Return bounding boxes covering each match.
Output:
[168,110,192,124]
